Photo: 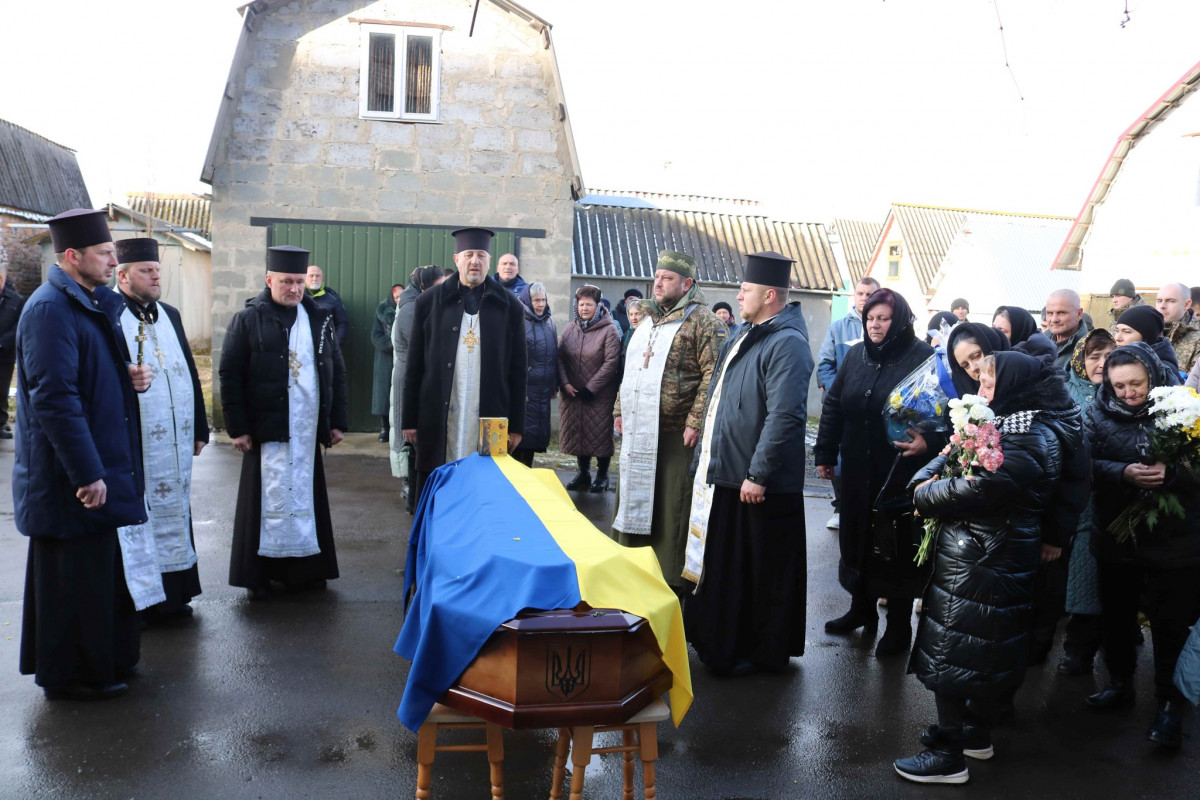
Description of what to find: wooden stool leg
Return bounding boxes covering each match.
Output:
[621,728,636,800]
[568,725,593,800]
[415,722,437,800]
[638,721,659,800]
[485,723,504,799]
[549,728,570,800]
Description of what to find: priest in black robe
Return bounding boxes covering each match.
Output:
[219,246,348,599]
[16,209,154,700]
[114,237,209,623]
[400,228,526,502]
[682,252,814,677]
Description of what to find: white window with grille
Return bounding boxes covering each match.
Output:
[358,24,441,122]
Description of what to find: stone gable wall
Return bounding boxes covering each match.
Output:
[209,0,578,363]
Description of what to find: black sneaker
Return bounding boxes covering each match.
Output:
[894,749,969,784]
[920,724,994,760]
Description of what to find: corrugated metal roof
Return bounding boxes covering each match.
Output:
[126,192,212,240]
[583,188,764,215]
[1053,59,1200,271]
[927,214,1078,313]
[0,118,91,217]
[832,218,883,283]
[889,203,1071,296]
[572,204,840,291]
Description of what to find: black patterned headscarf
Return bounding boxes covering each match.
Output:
[862,288,916,363]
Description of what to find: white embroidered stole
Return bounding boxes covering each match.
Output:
[612,316,686,535]
[258,303,321,558]
[445,311,482,462]
[683,328,750,584]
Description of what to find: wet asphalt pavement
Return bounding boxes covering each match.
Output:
[1,438,1198,799]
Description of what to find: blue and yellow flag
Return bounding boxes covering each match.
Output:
[394,454,692,731]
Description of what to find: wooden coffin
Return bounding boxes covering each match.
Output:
[440,606,673,729]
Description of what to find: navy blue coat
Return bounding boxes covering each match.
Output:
[13,266,146,539]
[518,286,557,452]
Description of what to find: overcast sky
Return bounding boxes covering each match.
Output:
[2,0,1198,224]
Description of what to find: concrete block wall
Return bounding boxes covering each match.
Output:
[209,0,579,361]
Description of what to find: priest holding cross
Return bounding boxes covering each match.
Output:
[402,227,527,504]
[113,238,210,622]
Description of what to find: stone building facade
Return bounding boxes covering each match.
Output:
[202,0,583,428]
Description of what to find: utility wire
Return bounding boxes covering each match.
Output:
[992,0,1025,101]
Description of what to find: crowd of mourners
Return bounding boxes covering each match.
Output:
[814,277,1200,783]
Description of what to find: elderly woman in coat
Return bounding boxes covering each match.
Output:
[1084,342,1200,749]
[894,350,1083,784]
[513,282,557,467]
[815,288,942,657]
[558,285,621,492]
[1058,328,1116,675]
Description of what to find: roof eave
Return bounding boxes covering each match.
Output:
[1052,58,1200,272]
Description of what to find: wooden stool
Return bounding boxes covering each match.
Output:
[548,699,671,800]
[415,703,504,799]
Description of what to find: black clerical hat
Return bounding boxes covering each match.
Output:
[451,227,494,253]
[744,251,793,289]
[115,237,159,264]
[48,208,112,252]
[266,245,310,274]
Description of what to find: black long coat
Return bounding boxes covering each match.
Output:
[813,337,941,598]
[909,407,1081,698]
[519,293,557,453]
[371,296,397,416]
[218,290,349,446]
[401,275,527,472]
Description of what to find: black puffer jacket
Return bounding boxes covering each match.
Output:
[1087,347,1200,568]
[908,390,1082,698]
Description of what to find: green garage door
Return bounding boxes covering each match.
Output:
[269,222,518,432]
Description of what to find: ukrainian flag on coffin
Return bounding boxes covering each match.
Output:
[394,454,692,731]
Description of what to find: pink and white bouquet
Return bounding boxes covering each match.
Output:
[915,395,1004,565]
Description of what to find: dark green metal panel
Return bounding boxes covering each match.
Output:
[270,222,518,431]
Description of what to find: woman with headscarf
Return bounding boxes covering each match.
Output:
[558,285,621,492]
[512,282,557,468]
[894,350,1082,783]
[1111,305,1183,384]
[390,266,445,496]
[815,289,943,657]
[993,305,1056,361]
[946,322,1010,398]
[1083,342,1200,749]
[1056,328,1118,678]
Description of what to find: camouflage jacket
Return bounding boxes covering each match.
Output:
[1166,311,1200,374]
[615,288,722,431]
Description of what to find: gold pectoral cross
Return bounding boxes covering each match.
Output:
[642,344,654,368]
[288,349,302,379]
[463,327,479,354]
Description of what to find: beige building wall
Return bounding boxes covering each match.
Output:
[207,0,578,353]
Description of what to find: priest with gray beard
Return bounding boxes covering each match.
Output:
[113,238,209,623]
[219,246,348,600]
